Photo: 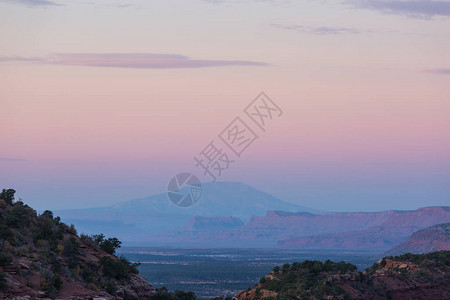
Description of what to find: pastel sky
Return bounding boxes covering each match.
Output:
[0,0,449,212]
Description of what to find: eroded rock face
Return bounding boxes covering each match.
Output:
[236,288,277,300]
[116,274,156,299]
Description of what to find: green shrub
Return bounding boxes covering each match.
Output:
[0,189,16,206]
[53,274,63,290]
[81,262,98,284]
[120,256,140,275]
[174,290,196,300]
[41,210,54,219]
[6,202,34,228]
[64,237,79,256]
[40,271,63,296]
[99,256,139,280]
[63,236,80,268]
[0,223,14,243]
[105,281,117,295]
[32,217,54,242]
[100,256,128,280]
[92,234,122,254]
[49,255,61,272]
[155,286,169,298]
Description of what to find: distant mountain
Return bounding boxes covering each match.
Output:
[183,216,244,231]
[383,223,450,257]
[55,182,314,243]
[236,251,450,300]
[278,207,450,250]
[111,182,312,219]
[151,206,450,248]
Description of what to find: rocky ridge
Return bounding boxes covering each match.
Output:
[0,189,155,299]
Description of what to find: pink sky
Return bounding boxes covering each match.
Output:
[0,0,449,211]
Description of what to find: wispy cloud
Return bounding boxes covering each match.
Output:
[271,23,362,35]
[0,157,28,162]
[0,53,268,69]
[424,68,450,74]
[0,0,61,7]
[204,0,288,4]
[347,0,450,18]
[0,56,44,62]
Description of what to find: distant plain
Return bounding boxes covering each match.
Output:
[119,247,379,298]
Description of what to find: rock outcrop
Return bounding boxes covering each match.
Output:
[236,251,450,300]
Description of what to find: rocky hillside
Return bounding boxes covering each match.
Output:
[0,189,155,299]
[384,222,450,257]
[236,251,450,300]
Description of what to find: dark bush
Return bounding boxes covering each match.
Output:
[100,256,127,280]
[63,236,80,268]
[6,202,34,228]
[53,274,63,291]
[100,256,139,280]
[174,290,196,300]
[81,262,98,284]
[0,254,12,266]
[49,255,61,272]
[105,281,117,295]
[0,223,14,243]
[40,272,63,297]
[155,286,169,298]
[41,210,53,219]
[92,234,122,254]
[0,189,16,206]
